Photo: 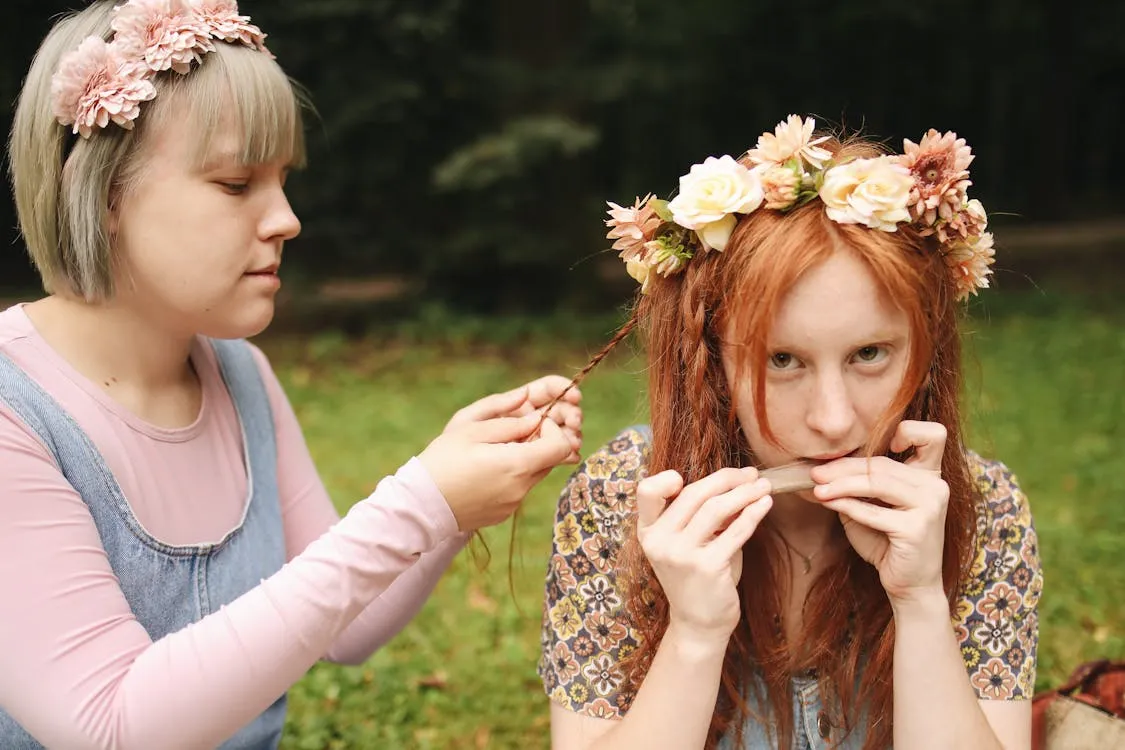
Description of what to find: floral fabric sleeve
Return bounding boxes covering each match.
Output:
[538,426,651,719]
[953,451,1044,700]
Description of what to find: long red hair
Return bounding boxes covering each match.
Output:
[603,137,980,749]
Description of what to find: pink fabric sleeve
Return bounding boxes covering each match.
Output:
[0,400,460,750]
[251,344,469,664]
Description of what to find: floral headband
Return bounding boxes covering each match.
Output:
[51,0,270,139]
[606,115,995,301]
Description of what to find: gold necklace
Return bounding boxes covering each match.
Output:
[774,531,818,574]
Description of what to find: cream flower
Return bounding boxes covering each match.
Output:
[51,37,157,138]
[666,155,762,251]
[945,231,995,301]
[759,164,802,210]
[625,259,652,294]
[747,114,832,170]
[112,0,215,75]
[819,156,913,232]
[605,194,662,262]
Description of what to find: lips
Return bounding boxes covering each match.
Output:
[246,264,279,275]
[803,447,860,463]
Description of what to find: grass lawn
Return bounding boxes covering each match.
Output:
[259,287,1125,749]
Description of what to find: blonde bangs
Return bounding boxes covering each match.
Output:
[147,43,307,170]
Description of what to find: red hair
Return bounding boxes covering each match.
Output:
[607,137,980,749]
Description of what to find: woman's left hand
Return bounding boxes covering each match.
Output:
[809,420,949,604]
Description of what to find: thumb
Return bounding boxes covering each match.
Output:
[456,385,529,424]
[636,470,683,527]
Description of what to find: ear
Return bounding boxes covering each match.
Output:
[106,186,121,237]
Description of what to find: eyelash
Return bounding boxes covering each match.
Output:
[219,182,249,195]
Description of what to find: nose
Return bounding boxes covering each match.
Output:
[805,369,857,443]
[261,183,302,243]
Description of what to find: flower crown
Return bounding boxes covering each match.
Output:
[51,0,271,139]
[606,115,995,301]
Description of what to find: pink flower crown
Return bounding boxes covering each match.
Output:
[607,115,995,302]
[51,0,271,139]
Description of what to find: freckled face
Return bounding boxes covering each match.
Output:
[723,249,911,489]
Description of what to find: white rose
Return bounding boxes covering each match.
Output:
[667,155,763,251]
[819,156,913,232]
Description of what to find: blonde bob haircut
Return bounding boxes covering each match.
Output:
[7,0,308,302]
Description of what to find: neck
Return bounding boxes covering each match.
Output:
[766,491,843,561]
[26,295,197,392]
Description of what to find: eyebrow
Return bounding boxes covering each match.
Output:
[767,330,909,352]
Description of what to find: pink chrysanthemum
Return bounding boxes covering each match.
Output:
[944,231,995,301]
[51,37,157,138]
[605,194,663,262]
[112,0,215,75]
[190,0,271,55]
[936,196,989,244]
[900,129,974,234]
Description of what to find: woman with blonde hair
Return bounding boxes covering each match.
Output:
[539,116,1041,749]
[0,2,583,747]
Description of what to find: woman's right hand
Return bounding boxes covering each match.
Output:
[636,467,773,647]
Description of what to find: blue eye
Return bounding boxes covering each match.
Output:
[219,182,249,194]
[853,345,887,363]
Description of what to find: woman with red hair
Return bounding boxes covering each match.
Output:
[539,116,1041,749]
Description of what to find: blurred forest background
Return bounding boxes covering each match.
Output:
[2,0,1124,313]
[2,2,1124,748]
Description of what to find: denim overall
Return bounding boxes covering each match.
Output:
[0,338,287,749]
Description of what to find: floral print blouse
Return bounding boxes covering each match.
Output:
[538,426,1043,719]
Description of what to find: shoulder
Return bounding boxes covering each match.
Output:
[954,449,1043,699]
[964,449,1036,545]
[541,425,650,718]
[556,425,652,530]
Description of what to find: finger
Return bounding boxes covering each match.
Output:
[516,416,575,470]
[707,495,774,561]
[658,467,761,531]
[812,470,920,508]
[525,375,583,407]
[890,420,947,472]
[541,402,582,430]
[682,477,772,543]
[810,455,923,487]
[636,470,685,527]
[821,498,899,534]
[455,385,530,423]
[462,412,540,443]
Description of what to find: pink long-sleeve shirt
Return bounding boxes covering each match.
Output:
[0,304,469,749]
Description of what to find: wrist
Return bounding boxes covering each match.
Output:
[663,621,733,664]
[889,585,949,621]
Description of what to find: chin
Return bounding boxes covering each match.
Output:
[198,302,276,340]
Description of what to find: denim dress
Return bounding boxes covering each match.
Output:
[0,338,288,749]
[717,671,872,750]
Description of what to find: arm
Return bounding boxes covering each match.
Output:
[813,426,1040,750]
[253,345,470,664]
[540,430,772,750]
[551,626,731,750]
[0,405,458,750]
